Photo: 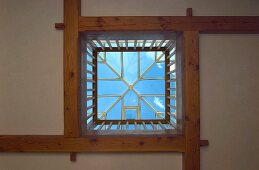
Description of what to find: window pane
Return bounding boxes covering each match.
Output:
[140,52,155,76]
[98,80,127,95]
[143,63,165,78]
[124,90,138,106]
[106,52,121,76]
[123,52,138,85]
[134,80,165,94]
[98,63,118,78]
[125,109,137,120]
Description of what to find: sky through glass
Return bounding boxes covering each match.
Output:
[97,51,166,120]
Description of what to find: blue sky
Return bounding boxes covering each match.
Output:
[95,51,174,121]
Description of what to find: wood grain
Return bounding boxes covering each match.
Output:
[182,31,200,170]
[79,16,259,33]
[0,135,185,152]
[64,0,81,137]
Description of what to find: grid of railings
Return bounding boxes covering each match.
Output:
[83,39,178,132]
[81,42,97,131]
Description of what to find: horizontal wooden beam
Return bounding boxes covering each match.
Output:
[0,135,209,152]
[0,135,186,152]
[79,16,259,33]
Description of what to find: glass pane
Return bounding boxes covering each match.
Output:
[106,52,121,76]
[123,52,138,85]
[106,100,122,120]
[140,52,155,76]
[98,63,118,78]
[142,96,165,112]
[98,80,127,95]
[134,80,165,94]
[139,100,156,119]
[124,90,138,106]
[125,109,137,120]
[143,63,165,78]
[98,97,119,112]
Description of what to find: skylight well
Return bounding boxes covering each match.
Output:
[81,33,181,134]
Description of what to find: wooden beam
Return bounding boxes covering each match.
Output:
[79,16,259,33]
[0,135,185,152]
[64,0,81,137]
[182,31,200,170]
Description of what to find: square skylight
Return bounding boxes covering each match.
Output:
[82,36,179,132]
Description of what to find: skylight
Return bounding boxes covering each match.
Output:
[82,36,180,133]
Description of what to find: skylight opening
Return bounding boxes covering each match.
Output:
[82,33,181,134]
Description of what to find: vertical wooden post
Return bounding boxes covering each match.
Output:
[64,0,81,162]
[64,0,81,137]
[182,31,200,170]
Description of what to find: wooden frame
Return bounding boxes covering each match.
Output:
[182,31,200,170]
[0,0,258,169]
[78,16,259,33]
[63,0,81,138]
[88,45,172,128]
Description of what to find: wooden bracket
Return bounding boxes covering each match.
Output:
[200,140,209,147]
[55,23,65,30]
[186,8,193,16]
[70,152,77,162]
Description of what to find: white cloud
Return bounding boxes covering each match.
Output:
[153,97,165,110]
[146,52,154,61]
[157,63,163,69]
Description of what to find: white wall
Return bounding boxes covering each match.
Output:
[0,0,259,170]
